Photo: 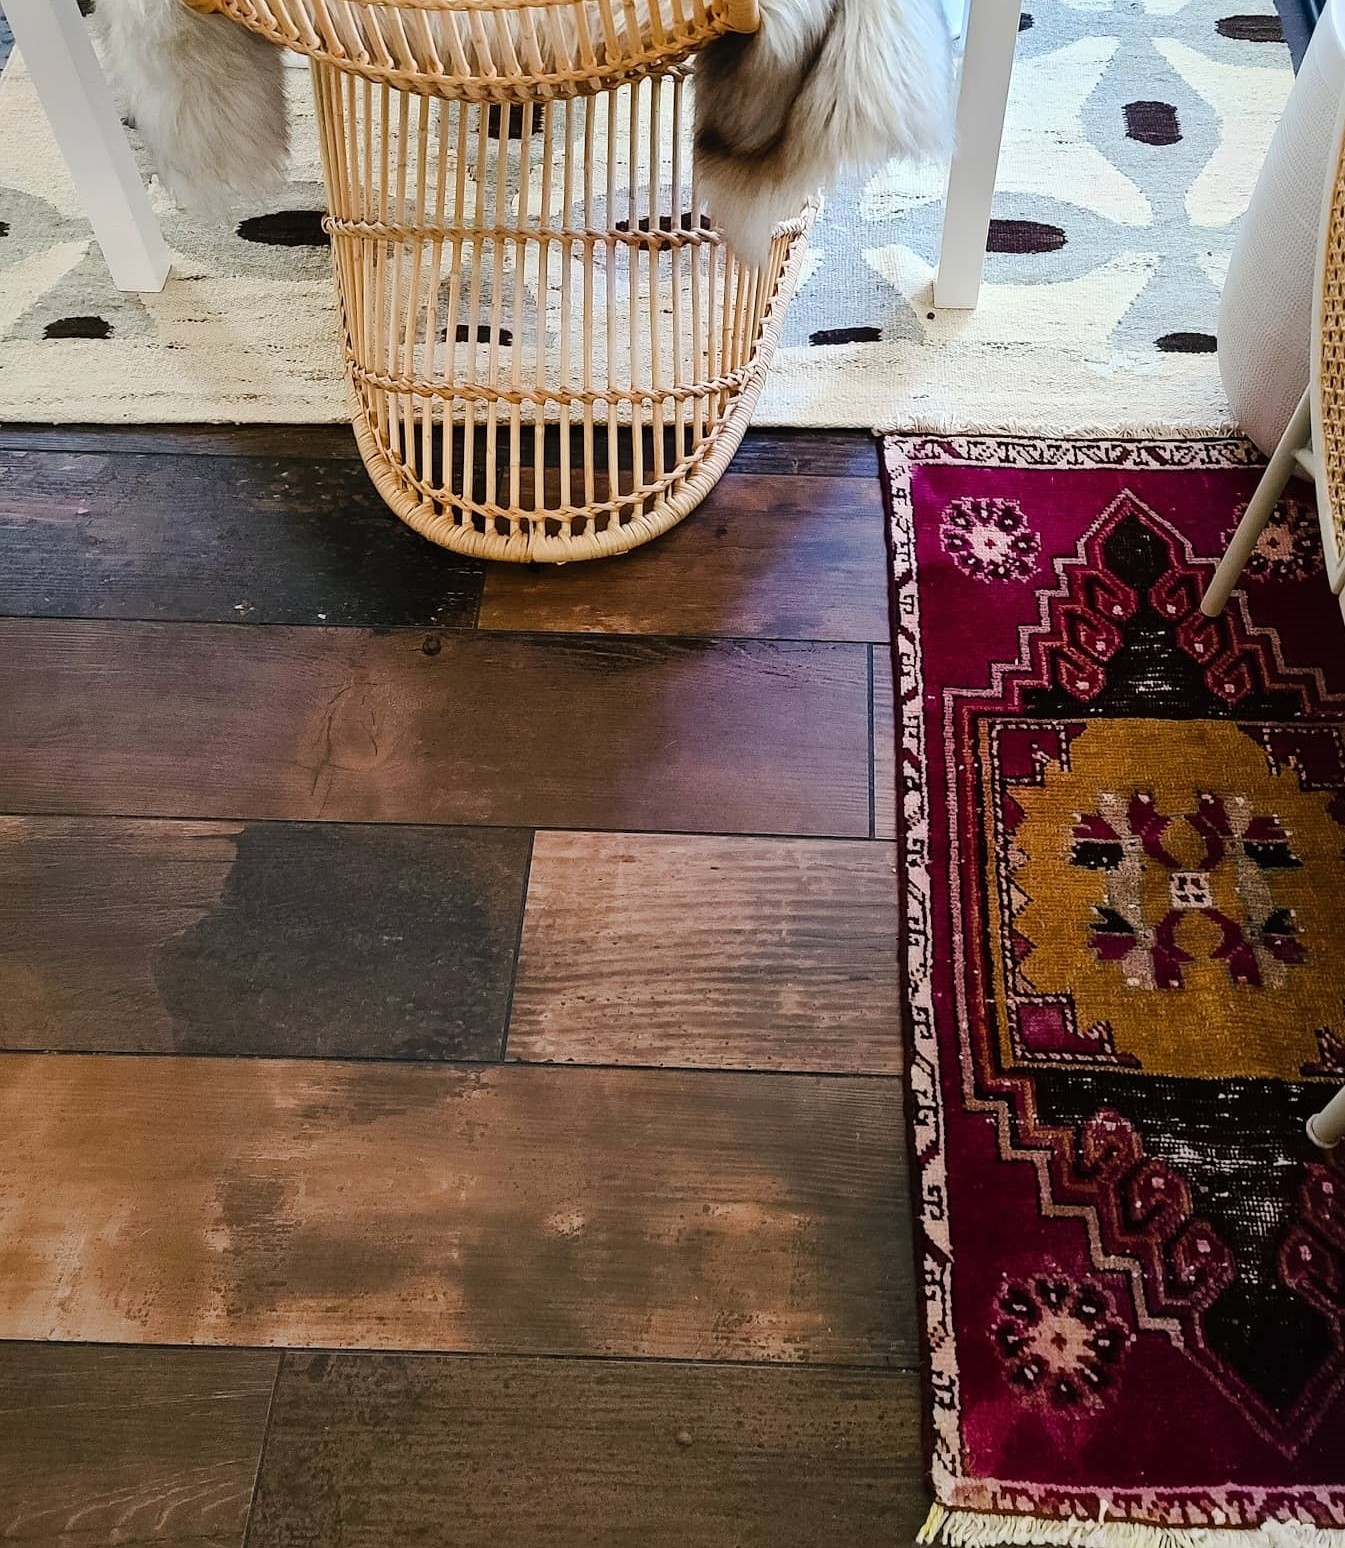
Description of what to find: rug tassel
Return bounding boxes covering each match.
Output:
[916,1508,1345,1548]
[919,1503,949,1544]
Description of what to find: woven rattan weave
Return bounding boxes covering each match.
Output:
[193,0,811,561]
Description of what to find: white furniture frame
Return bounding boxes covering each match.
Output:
[1202,83,1345,1154]
[7,0,1016,307]
[937,0,1022,310]
[4,0,170,292]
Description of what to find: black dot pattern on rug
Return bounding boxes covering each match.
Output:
[236,211,329,247]
[1156,331,1217,353]
[809,325,883,346]
[615,211,713,234]
[44,316,113,340]
[0,221,9,239]
[486,104,536,139]
[1124,101,1182,146]
[1216,14,1284,40]
[1019,11,1033,28]
[451,325,514,346]
[986,219,1066,254]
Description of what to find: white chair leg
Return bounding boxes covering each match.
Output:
[4,0,171,293]
[1308,1085,1345,1150]
[934,0,1022,311]
[1201,385,1313,617]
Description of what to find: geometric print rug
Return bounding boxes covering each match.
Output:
[0,0,1292,429]
[883,436,1345,1542]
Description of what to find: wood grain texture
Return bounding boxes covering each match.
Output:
[0,1055,912,1361]
[0,450,481,625]
[508,833,901,1072]
[0,623,869,837]
[249,1353,925,1548]
[478,475,888,642]
[725,431,884,479]
[0,1342,277,1548]
[873,648,897,842]
[0,817,529,1058]
[0,425,365,459]
[0,424,878,476]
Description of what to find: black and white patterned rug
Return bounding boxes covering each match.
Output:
[0,0,1293,428]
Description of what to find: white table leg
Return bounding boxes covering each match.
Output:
[1308,1085,1345,1150]
[934,0,1021,311]
[5,0,171,293]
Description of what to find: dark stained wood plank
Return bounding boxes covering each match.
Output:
[0,423,877,477]
[0,1342,278,1548]
[0,624,869,837]
[478,475,888,642]
[874,648,896,842]
[0,449,481,626]
[726,430,886,480]
[0,425,363,459]
[0,817,529,1059]
[508,833,900,1073]
[249,1354,925,1548]
[0,1055,913,1360]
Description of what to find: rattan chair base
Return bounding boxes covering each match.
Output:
[310,57,813,564]
[191,0,809,563]
[347,205,813,563]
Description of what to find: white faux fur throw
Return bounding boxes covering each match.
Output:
[92,0,952,261]
[94,0,289,219]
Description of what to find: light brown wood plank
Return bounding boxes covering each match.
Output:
[249,1354,925,1548]
[0,623,869,837]
[0,1343,278,1548]
[874,648,897,841]
[0,816,529,1058]
[508,833,900,1073]
[0,1055,912,1361]
[478,474,889,642]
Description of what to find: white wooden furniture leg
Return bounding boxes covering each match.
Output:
[1201,386,1313,617]
[934,0,1022,311]
[4,0,171,293]
[1308,1085,1345,1149]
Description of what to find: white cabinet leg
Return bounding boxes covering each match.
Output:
[4,0,171,293]
[934,0,1022,311]
[1308,1085,1345,1150]
[1201,386,1312,617]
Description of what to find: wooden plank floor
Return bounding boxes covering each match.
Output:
[0,423,919,1547]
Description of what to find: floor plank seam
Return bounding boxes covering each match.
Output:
[498,829,536,1062]
[0,616,889,648]
[867,645,877,841]
[0,811,892,844]
[239,1353,285,1548]
[0,1047,907,1079]
[0,1339,923,1375]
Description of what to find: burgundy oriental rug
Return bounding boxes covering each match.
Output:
[881,435,1345,1543]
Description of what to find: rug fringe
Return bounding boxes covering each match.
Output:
[873,421,1239,441]
[919,1506,1345,1548]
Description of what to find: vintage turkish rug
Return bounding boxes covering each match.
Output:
[883,435,1345,1542]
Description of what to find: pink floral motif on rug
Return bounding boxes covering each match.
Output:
[882,436,1345,1536]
